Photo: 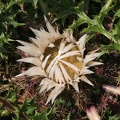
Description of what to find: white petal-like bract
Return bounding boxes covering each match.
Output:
[86,106,101,120]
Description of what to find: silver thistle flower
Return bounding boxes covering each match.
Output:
[17,16,102,104]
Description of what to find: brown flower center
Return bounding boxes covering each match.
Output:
[43,38,83,82]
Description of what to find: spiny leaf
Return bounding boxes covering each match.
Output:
[24,0,38,8]
[32,109,49,120]
[26,106,37,115]
[20,98,29,112]
[47,103,56,119]
[82,24,111,39]
[53,9,76,22]
[64,112,70,120]
[69,12,91,29]
[101,43,120,51]
[8,93,17,103]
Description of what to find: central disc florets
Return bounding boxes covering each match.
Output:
[43,38,83,83]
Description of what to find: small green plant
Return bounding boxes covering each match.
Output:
[0,86,57,120]
[108,115,120,120]
[0,0,24,59]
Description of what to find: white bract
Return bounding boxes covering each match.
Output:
[103,85,120,95]
[86,106,101,120]
[17,16,102,104]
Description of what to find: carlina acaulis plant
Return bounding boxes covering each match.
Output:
[16,15,103,104]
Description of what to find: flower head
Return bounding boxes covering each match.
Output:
[17,16,102,104]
